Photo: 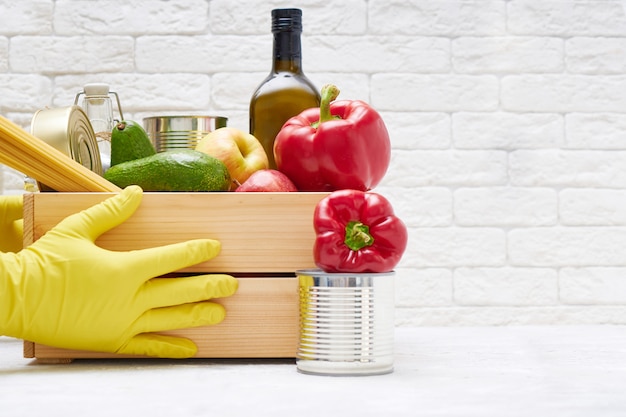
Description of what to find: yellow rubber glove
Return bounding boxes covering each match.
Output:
[0,194,24,253]
[0,185,238,358]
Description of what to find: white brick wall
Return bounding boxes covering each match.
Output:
[3,0,626,325]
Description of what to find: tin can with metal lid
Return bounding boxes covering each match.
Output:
[30,106,102,190]
[296,269,395,376]
[143,115,228,152]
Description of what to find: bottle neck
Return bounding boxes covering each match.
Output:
[272,30,303,73]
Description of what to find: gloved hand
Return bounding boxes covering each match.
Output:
[0,185,238,358]
[0,194,24,252]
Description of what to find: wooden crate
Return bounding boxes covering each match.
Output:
[22,192,328,361]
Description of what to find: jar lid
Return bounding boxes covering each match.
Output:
[83,83,110,97]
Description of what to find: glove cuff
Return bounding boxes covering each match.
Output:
[0,219,23,252]
[0,253,26,339]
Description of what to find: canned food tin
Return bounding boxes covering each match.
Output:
[30,105,103,176]
[296,269,395,376]
[143,115,228,152]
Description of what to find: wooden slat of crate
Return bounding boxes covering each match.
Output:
[23,192,327,273]
[24,277,298,360]
[22,192,327,360]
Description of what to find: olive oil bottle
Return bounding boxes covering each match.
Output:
[249,8,320,169]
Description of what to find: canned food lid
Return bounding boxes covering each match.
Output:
[31,105,103,176]
[296,269,395,278]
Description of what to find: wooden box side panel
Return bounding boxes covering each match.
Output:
[25,277,299,359]
[25,192,327,273]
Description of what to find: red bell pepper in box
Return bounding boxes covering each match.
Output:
[313,189,408,273]
[274,84,391,192]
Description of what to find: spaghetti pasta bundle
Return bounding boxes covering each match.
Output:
[0,115,120,192]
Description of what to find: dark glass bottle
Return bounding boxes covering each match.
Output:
[249,8,321,169]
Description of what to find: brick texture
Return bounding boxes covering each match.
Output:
[3,0,626,325]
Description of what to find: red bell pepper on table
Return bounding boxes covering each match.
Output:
[313,189,408,273]
[274,84,391,192]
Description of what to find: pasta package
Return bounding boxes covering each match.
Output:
[0,113,119,192]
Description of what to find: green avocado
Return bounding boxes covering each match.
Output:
[104,149,231,192]
[110,120,157,166]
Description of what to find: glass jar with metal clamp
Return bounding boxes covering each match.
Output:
[74,83,124,173]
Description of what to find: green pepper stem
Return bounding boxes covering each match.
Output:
[344,221,374,251]
[317,84,340,125]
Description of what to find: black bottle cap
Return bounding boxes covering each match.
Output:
[271,8,302,33]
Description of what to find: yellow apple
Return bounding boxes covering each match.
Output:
[195,127,269,190]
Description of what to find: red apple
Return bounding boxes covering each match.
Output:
[235,169,298,192]
[195,127,269,190]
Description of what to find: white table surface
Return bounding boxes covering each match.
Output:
[1,326,625,417]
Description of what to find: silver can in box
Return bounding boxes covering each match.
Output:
[296,269,395,376]
[143,115,228,152]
